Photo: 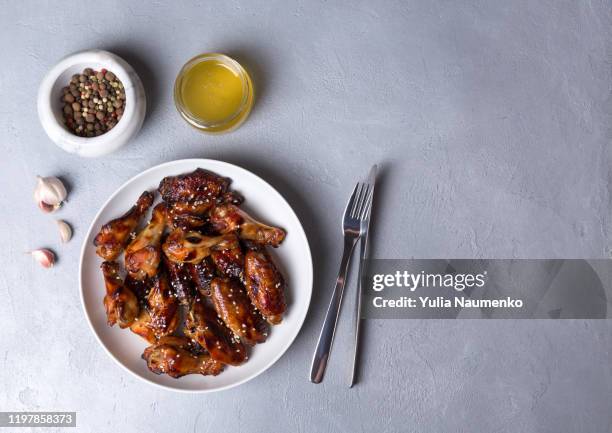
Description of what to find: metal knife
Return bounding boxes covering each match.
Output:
[349,164,377,387]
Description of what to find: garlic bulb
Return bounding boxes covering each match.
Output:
[56,220,72,243]
[28,249,55,268]
[34,175,67,212]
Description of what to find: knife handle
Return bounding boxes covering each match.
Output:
[310,235,359,383]
[349,237,367,387]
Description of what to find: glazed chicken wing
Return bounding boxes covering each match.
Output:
[158,168,229,229]
[124,274,149,303]
[101,261,139,328]
[164,256,196,305]
[125,203,167,280]
[188,257,216,297]
[162,229,236,264]
[130,309,157,343]
[94,191,154,260]
[129,273,179,342]
[159,168,229,208]
[210,278,267,345]
[185,298,247,366]
[244,248,286,325]
[166,209,208,231]
[146,272,180,336]
[210,234,245,281]
[210,204,286,247]
[142,336,224,378]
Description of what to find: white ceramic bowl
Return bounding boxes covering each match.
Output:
[80,159,313,392]
[37,50,146,157]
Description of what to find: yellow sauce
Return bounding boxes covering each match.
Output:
[175,54,253,133]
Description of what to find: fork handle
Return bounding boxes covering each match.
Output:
[310,234,359,383]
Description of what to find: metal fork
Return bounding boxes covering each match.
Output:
[310,181,373,383]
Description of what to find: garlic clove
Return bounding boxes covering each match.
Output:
[34,176,67,209]
[56,220,72,243]
[38,200,61,213]
[27,248,56,268]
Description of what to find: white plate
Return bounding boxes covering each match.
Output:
[79,159,313,392]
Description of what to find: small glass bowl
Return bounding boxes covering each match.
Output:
[174,53,254,134]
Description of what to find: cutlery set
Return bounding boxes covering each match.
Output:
[310,165,377,386]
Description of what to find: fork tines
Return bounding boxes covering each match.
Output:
[348,182,373,221]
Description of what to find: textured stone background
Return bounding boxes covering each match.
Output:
[1,1,612,432]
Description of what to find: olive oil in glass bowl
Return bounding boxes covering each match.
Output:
[174,53,254,134]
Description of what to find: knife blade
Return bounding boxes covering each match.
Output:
[349,164,377,387]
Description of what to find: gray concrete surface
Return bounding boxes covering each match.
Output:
[1,1,612,432]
